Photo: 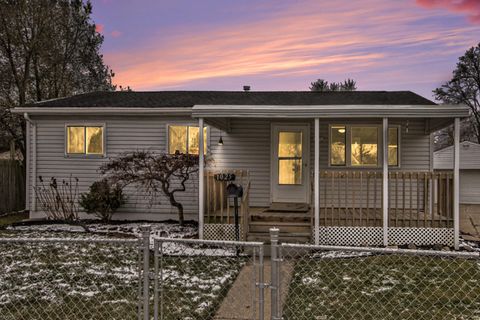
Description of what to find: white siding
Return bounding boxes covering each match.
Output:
[460,170,480,204]
[434,141,480,170]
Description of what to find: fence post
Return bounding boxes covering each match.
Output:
[270,228,280,320]
[140,225,151,320]
[258,245,265,320]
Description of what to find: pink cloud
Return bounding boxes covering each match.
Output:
[111,30,122,38]
[95,23,104,33]
[416,0,480,24]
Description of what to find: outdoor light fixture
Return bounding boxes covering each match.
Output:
[338,128,346,133]
[218,135,224,145]
[405,120,409,133]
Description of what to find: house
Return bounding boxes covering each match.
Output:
[434,141,480,236]
[13,90,469,248]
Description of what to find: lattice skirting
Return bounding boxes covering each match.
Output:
[204,224,244,241]
[388,227,454,246]
[313,227,454,246]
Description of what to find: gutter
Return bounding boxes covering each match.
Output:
[23,113,36,212]
[12,107,193,115]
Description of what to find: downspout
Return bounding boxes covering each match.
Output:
[23,113,36,212]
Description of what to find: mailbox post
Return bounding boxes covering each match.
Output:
[214,173,242,242]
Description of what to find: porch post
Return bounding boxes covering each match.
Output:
[199,117,205,239]
[453,117,460,250]
[314,118,320,245]
[382,118,389,246]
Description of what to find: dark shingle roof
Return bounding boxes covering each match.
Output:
[27,91,436,108]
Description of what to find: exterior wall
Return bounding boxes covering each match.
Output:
[28,115,432,220]
[29,115,205,221]
[460,170,480,204]
[434,141,480,170]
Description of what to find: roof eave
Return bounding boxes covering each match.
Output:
[11,107,193,115]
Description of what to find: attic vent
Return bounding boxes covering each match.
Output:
[243,85,250,92]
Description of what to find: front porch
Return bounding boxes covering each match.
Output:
[202,168,455,246]
[193,102,468,248]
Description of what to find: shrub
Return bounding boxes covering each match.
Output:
[79,179,125,222]
[35,175,79,221]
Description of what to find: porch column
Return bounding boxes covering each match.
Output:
[314,118,320,245]
[453,117,460,249]
[198,117,205,239]
[382,118,389,246]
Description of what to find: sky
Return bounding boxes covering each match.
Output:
[91,0,480,100]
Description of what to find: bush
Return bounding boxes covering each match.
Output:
[35,175,80,221]
[79,179,125,222]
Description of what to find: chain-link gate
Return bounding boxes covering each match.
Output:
[153,237,265,320]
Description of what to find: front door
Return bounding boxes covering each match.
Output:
[271,124,310,203]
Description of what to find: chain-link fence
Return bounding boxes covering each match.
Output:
[1,226,479,320]
[271,234,480,319]
[153,237,264,320]
[0,236,146,320]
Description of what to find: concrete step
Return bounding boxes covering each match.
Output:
[248,221,311,233]
[247,231,311,244]
[250,212,311,223]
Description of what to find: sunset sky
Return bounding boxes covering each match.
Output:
[91,0,480,100]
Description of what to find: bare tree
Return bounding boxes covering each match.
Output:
[100,151,201,225]
[434,43,480,147]
[0,0,115,167]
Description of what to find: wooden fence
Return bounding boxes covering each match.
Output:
[0,160,25,214]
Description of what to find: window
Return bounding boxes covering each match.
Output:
[388,127,399,167]
[168,125,207,155]
[329,124,400,167]
[66,125,104,156]
[330,126,346,166]
[351,126,378,166]
[278,131,303,184]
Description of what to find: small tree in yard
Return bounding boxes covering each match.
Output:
[79,179,126,222]
[100,151,200,225]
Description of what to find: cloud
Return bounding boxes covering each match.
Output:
[111,30,122,38]
[95,23,104,33]
[102,0,480,95]
[416,0,480,24]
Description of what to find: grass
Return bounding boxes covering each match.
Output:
[0,229,245,320]
[0,211,28,227]
[283,253,480,320]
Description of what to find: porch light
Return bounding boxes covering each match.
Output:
[338,128,345,133]
[218,135,224,145]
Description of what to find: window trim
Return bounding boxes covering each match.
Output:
[165,123,210,155]
[64,123,106,158]
[327,123,401,168]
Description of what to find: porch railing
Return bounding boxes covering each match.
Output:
[204,169,251,239]
[319,170,453,228]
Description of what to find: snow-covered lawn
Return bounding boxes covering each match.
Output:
[283,252,480,319]
[0,222,245,320]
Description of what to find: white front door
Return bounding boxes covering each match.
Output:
[271,124,310,203]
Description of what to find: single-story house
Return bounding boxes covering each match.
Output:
[434,141,480,236]
[13,90,469,248]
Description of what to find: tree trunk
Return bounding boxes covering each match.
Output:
[166,192,184,226]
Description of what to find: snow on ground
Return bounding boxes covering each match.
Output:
[0,222,244,319]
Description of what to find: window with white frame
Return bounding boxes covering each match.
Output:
[66,125,104,156]
[329,125,399,167]
[168,125,207,155]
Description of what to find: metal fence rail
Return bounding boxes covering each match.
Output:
[271,234,480,320]
[153,237,264,320]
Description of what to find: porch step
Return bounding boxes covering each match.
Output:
[249,221,311,234]
[247,231,311,244]
[250,212,311,223]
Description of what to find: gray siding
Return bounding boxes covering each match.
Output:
[28,115,433,220]
[434,141,480,170]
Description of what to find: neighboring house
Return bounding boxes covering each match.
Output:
[434,141,480,236]
[13,91,469,247]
